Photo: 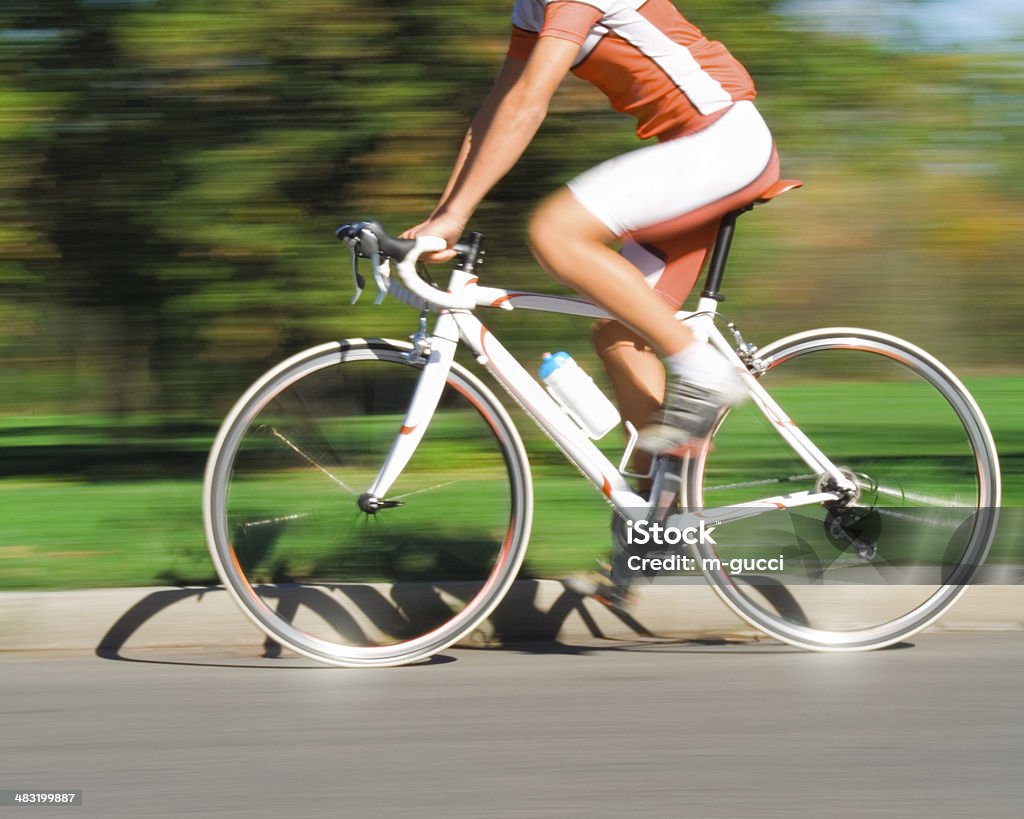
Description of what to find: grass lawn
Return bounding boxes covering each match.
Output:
[0,376,1020,590]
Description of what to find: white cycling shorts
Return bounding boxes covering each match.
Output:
[566,100,777,305]
[568,100,774,237]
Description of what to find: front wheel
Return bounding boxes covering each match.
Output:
[688,328,1000,651]
[203,339,533,667]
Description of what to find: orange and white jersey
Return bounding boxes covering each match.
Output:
[509,0,756,140]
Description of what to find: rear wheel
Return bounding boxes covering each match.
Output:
[688,329,1000,651]
[203,339,532,667]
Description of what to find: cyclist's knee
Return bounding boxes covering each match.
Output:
[530,189,620,291]
[530,188,608,251]
[527,197,567,261]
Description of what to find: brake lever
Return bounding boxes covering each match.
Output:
[350,251,366,304]
[338,222,394,306]
[337,223,369,304]
[353,229,391,306]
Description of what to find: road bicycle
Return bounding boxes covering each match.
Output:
[202,180,1000,667]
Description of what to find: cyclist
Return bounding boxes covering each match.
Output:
[405,0,781,608]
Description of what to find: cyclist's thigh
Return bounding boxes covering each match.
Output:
[621,224,720,308]
[566,100,775,239]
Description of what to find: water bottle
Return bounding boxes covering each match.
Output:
[539,352,620,439]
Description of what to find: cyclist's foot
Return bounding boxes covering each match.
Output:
[562,562,636,613]
[562,513,637,613]
[637,368,747,456]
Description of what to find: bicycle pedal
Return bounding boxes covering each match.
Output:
[592,589,636,614]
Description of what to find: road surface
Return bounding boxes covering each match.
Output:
[2,633,1022,817]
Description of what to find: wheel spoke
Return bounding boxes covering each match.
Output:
[392,479,464,500]
[265,425,358,495]
[704,473,816,492]
[873,483,964,507]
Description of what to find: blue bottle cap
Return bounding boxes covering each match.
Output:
[539,351,571,380]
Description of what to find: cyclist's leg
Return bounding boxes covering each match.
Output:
[591,224,721,478]
[592,319,662,474]
[530,102,775,352]
[530,101,778,450]
[529,190,694,357]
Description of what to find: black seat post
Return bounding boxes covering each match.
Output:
[701,204,752,302]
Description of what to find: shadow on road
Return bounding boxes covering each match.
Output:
[92,580,670,666]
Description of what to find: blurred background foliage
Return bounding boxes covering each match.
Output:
[0,1,1021,587]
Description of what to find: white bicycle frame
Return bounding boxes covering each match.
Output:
[363,235,852,530]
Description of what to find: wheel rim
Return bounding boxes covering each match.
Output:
[203,342,531,666]
[689,330,999,650]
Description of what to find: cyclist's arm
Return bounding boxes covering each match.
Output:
[430,56,529,215]
[429,36,579,225]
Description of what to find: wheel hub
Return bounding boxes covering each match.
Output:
[816,467,862,507]
[357,493,402,514]
[817,469,882,561]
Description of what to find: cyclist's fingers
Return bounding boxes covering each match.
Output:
[420,248,457,264]
[400,222,429,240]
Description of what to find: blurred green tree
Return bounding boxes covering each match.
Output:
[0,1,1021,423]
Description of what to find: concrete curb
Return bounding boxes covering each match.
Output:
[1,581,1022,655]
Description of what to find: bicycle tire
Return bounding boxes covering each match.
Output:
[687,328,1000,651]
[203,339,532,667]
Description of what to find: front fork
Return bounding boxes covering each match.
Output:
[363,311,460,506]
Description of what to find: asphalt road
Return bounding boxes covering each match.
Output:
[2,633,1022,818]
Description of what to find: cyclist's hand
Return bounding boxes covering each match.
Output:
[401,212,467,264]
